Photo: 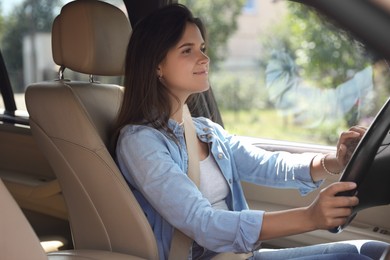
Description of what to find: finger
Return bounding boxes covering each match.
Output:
[331,196,359,208]
[338,143,355,165]
[338,130,361,143]
[349,125,367,135]
[328,207,355,218]
[340,125,366,140]
[336,144,347,165]
[338,128,364,163]
[337,132,360,153]
[322,214,352,229]
[337,144,346,158]
[324,182,357,196]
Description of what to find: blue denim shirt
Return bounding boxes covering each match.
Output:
[116,117,321,260]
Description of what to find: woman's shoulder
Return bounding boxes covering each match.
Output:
[120,123,152,135]
[119,124,166,142]
[193,116,219,127]
[193,117,227,136]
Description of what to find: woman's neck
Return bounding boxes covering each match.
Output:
[170,105,184,125]
[169,94,188,125]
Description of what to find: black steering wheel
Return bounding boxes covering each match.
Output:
[329,98,390,233]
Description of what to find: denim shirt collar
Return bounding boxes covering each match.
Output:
[167,118,216,143]
[167,119,185,135]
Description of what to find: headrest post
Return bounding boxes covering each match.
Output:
[89,74,97,83]
[58,65,65,80]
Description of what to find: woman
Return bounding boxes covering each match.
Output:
[112,4,388,260]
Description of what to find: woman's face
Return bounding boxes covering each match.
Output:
[158,22,210,102]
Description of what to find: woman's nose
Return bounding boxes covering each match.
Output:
[199,52,209,64]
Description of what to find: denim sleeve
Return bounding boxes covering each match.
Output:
[235,138,322,195]
[210,123,322,196]
[117,127,263,253]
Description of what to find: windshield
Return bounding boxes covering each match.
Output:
[180,0,390,145]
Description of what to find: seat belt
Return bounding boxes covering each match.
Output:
[168,105,253,260]
[183,104,201,187]
[168,104,199,260]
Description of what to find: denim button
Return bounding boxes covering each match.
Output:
[207,134,213,139]
[217,153,223,159]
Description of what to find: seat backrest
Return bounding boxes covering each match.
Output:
[0,178,48,260]
[25,1,159,259]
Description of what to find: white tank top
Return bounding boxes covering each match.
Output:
[199,153,229,210]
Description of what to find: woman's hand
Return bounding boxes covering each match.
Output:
[306,181,359,230]
[310,125,366,180]
[336,125,367,167]
[259,182,359,240]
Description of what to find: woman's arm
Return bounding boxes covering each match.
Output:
[259,126,365,240]
[259,181,358,240]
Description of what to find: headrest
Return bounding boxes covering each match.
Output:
[52,0,131,76]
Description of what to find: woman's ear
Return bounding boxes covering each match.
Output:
[156,67,162,78]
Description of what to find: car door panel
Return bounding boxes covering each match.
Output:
[0,123,67,220]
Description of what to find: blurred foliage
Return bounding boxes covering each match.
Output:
[180,0,246,69]
[256,2,390,130]
[0,0,245,90]
[210,1,390,144]
[220,108,347,145]
[1,0,61,92]
[258,2,371,89]
[211,70,268,111]
[0,4,4,41]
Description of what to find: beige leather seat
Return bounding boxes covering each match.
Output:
[0,177,144,260]
[0,177,48,260]
[25,0,158,259]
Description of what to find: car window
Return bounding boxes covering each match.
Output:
[180,0,390,146]
[0,0,126,113]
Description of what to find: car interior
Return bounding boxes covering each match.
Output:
[1,0,390,259]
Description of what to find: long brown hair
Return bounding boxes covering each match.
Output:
[111,4,206,153]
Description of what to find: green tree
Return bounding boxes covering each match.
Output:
[0,4,4,42]
[1,0,61,92]
[180,0,246,69]
[0,4,6,109]
[258,3,382,131]
[260,3,371,89]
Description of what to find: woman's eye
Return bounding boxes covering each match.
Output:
[201,46,207,53]
[182,48,191,54]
